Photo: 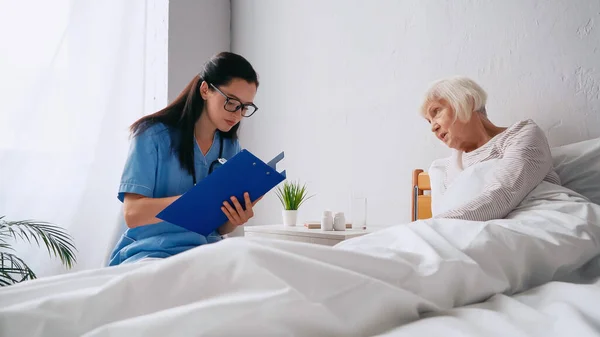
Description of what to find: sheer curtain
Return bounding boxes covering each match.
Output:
[0,0,168,277]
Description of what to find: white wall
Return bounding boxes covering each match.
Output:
[168,0,230,102]
[144,0,170,116]
[231,0,600,227]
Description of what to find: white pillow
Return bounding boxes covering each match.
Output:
[551,137,600,205]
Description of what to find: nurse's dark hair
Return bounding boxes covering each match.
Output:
[129,51,259,177]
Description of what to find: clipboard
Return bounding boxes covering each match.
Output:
[156,150,287,236]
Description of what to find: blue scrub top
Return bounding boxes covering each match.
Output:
[108,122,241,266]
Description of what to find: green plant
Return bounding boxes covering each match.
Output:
[275,180,314,210]
[0,216,77,286]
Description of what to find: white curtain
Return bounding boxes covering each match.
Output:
[0,0,168,277]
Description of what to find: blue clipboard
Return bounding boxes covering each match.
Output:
[156,150,287,236]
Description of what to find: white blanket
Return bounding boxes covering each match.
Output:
[379,270,600,337]
[1,162,600,337]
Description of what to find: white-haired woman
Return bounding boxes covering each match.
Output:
[421,76,560,222]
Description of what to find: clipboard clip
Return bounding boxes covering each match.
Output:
[267,151,286,178]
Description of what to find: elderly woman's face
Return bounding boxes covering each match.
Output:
[424,99,474,151]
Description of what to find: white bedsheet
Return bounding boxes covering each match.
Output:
[379,264,600,337]
[1,165,600,336]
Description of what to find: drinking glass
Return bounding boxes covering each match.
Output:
[351,197,368,230]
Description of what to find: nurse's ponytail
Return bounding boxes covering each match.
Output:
[129,51,259,178]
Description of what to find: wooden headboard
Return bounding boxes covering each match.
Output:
[412,169,432,221]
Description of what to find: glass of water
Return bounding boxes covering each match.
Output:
[351,197,368,230]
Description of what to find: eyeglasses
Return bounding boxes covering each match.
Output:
[210,83,258,117]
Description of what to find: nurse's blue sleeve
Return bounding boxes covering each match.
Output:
[117,129,158,202]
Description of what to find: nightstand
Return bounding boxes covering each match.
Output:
[244,224,371,246]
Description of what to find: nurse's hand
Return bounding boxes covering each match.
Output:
[219,192,262,235]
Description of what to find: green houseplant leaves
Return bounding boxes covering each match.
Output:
[275,180,314,210]
[0,216,77,286]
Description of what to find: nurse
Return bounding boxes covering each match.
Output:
[108,52,261,266]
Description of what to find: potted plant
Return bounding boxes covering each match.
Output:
[275,180,314,226]
[0,215,77,286]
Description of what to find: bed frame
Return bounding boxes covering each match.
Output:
[412,169,432,221]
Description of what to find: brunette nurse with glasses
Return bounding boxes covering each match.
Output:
[108,52,262,266]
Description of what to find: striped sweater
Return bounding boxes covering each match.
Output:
[435,119,561,222]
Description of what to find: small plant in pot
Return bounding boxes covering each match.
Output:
[275,180,313,226]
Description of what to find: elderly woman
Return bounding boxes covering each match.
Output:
[420,76,561,222]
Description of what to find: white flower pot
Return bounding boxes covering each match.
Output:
[282,210,298,226]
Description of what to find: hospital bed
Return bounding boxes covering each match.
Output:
[403,149,600,336]
[1,137,600,337]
